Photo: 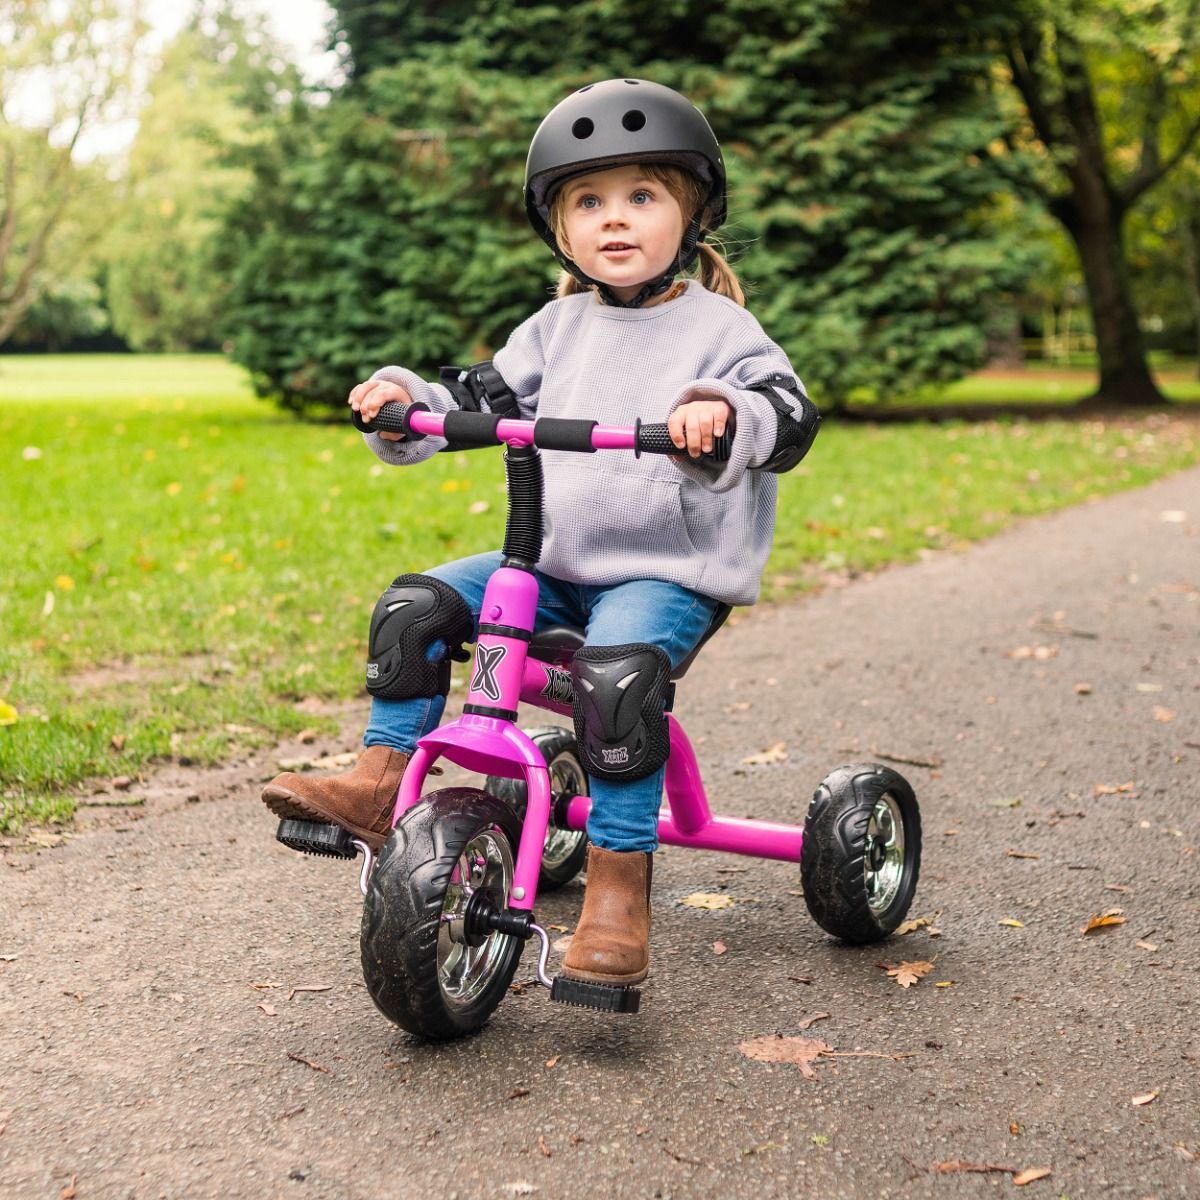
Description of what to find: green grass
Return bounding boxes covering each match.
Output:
[2,353,1198,833]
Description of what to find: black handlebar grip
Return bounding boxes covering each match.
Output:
[635,421,733,463]
[350,400,428,440]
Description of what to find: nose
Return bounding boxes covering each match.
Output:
[602,203,630,228]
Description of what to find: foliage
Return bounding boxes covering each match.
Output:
[101,4,305,351]
[2,353,1199,829]
[226,1,1036,413]
[0,0,146,344]
[997,0,1200,401]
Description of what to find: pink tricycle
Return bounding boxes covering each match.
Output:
[275,401,922,1040]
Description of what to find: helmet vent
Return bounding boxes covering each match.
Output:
[621,109,646,132]
[572,117,594,139]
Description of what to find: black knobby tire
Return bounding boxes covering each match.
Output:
[360,788,523,1040]
[801,763,922,944]
[485,726,589,890]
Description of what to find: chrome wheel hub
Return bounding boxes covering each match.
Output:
[865,794,905,915]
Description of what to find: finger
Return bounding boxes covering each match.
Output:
[378,430,404,442]
[668,412,686,449]
[686,417,704,458]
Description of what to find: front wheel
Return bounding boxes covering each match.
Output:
[800,763,922,944]
[360,788,523,1040]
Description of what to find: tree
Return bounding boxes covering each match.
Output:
[228,1,1035,412]
[0,0,146,344]
[1001,0,1200,404]
[102,3,304,350]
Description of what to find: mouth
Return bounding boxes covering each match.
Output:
[600,242,637,253]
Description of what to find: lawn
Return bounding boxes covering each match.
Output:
[2,353,1198,832]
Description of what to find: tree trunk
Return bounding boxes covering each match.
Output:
[1180,216,1200,381]
[1061,200,1167,407]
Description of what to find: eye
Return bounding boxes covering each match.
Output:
[578,194,600,209]
[631,189,653,205]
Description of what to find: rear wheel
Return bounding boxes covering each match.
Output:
[360,788,523,1040]
[800,763,921,944]
[486,726,589,890]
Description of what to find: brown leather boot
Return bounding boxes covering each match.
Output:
[261,745,408,850]
[562,846,653,986]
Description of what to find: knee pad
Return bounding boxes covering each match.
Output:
[365,574,473,700]
[570,643,672,782]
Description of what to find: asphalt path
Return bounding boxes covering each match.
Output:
[2,466,1198,1200]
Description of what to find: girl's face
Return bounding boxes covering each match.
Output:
[558,164,686,303]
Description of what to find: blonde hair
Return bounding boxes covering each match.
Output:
[548,162,744,306]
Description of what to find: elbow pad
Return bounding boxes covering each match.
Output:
[749,374,820,473]
[437,360,521,419]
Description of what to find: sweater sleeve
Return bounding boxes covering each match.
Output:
[362,307,552,465]
[668,325,814,494]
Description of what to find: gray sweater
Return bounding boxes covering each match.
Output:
[364,280,806,605]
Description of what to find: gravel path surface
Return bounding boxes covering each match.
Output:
[2,466,1198,1200]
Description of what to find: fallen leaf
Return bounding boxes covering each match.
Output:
[1074,682,1092,695]
[537,1134,551,1158]
[109,733,126,751]
[680,892,736,910]
[297,728,320,744]
[935,981,956,988]
[1131,1091,1158,1106]
[1082,909,1127,935]
[1009,1122,1020,1136]
[895,914,936,935]
[741,741,788,765]
[0,955,16,963]
[1135,682,1163,693]
[1005,645,1058,660]
[545,1056,560,1069]
[508,1087,530,1100]
[931,1160,1015,1176]
[288,984,332,1001]
[501,1183,537,1196]
[1136,941,1158,952]
[999,918,1025,928]
[1152,706,1175,723]
[286,1051,328,1073]
[1013,1167,1052,1186]
[1094,781,1137,796]
[880,959,934,988]
[1005,850,1040,860]
[257,1002,277,1016]
[1103,884,1132,893]
[62,1175,78,1200]
[738,1035,831,1080]
[713,940,727,955]
[797,1012,830,1029]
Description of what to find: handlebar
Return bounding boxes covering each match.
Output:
[351,401,733,463]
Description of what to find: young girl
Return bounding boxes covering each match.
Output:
[263,78,819,994]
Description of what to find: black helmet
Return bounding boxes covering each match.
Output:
[524,79,727,306]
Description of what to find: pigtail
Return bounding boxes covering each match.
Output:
[694,240,745,307]
[556,270,588,299]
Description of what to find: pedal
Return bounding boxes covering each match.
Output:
[275,818,358,860]
[549,975,641,1014]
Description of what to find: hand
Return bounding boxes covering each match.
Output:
[349,378,412,441]
[668,394,733,458]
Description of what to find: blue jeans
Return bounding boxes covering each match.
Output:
[364,551,720,852]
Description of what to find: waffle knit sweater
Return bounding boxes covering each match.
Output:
[363,280,807,606]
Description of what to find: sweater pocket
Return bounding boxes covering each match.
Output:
[541,457,700,581]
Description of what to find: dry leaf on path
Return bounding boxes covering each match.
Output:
[1082,909,1127,935]
[1013,1167,1052,1186]
[1006,849,1040,860]
[895,913,938,935]
[712,940,727,955]
[797,1012,830,1030]
[680,893,736,910]
[61,1176,78,1200]
[880,959,934,988]
[999,918,1026,928]
[1094,781,1137,797]
[738,1035,831,1080]
[1131,1091,1158,1106]
[1152,706,1175,723]
[742,741,788,765]
[257,1002,277,1016]
[931,1160,1015,1176]
[288,984,332,1001]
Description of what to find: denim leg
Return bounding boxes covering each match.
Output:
[363,553,582,751]
[580,581,720,853]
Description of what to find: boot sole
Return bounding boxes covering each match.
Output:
[261,784,387,851]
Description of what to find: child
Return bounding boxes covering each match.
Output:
[263,78,819,993]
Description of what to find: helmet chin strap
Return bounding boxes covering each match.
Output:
[551,216,707,309]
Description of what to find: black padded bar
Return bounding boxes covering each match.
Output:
[533,418,598,453]
[442,410,503,446]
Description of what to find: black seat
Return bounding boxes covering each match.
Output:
[527,604,732,681]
